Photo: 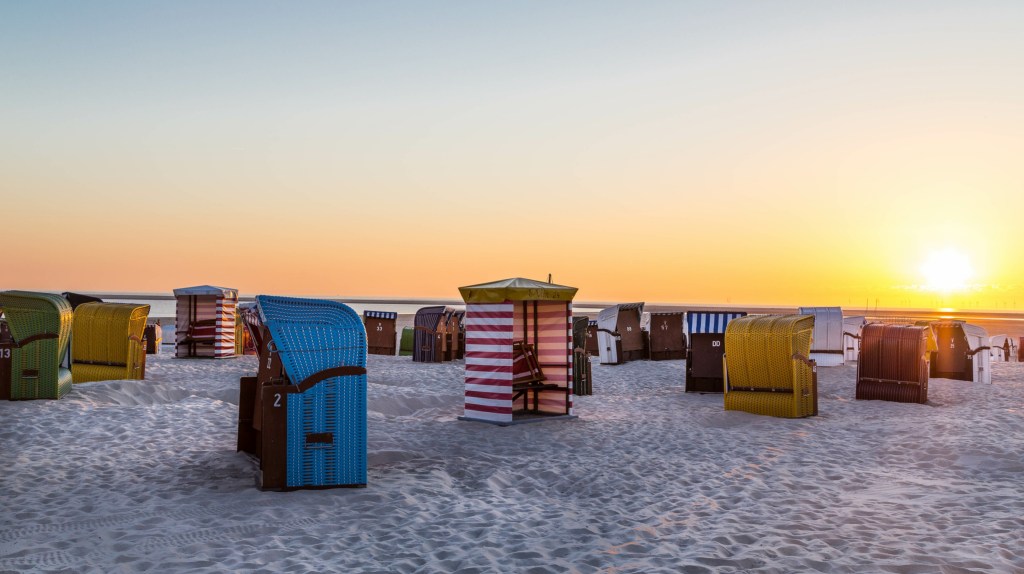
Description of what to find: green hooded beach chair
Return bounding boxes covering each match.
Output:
[0,291,74,399]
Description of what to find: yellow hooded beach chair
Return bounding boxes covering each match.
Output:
[723,314,818,418]
[71,302,150,383]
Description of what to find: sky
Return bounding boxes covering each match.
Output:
[2,1,1022,309]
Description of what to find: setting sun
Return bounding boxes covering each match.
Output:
[921,249,974,293]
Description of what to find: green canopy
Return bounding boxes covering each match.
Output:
[459,277,578,303]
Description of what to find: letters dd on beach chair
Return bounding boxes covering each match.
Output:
[685,310,747,393]
[723,314,818,418]
[458,278,577,425]
[236,295,368,490]
[70,302,150,383]
[855,323,931,404]
[173,285,238,359]
[364,310,398,356]
[595,303,645,365]
[0,291,74,400]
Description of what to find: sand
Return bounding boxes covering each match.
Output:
[1,352,1023,573]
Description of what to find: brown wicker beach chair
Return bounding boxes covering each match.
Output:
[855,324,930,404]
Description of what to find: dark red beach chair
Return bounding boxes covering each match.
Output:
[856,324,930,404]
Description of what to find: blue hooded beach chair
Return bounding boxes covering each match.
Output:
[237,295,367,490]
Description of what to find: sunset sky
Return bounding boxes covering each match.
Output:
[2,1,1022,309]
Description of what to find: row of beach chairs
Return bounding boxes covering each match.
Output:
[4,281,1008,494]
[0,291,155,400]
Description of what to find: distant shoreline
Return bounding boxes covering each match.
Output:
[48,291,1024,319]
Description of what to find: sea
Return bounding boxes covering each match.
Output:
[87,293,1024,340]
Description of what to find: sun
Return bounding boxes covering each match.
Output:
[920,248,973,293]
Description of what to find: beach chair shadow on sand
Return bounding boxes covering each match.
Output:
[236,295,367,490]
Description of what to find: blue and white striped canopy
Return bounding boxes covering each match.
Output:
[364,310,398,320]
[686,311,747,335]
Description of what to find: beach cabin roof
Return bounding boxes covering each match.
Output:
[458,277,577,303]
[686,311,746,336]
[597,303,644,326]
[962,323,988,342]
[798,307,844,350]
[173,285,238,298]
[843,316,866,335]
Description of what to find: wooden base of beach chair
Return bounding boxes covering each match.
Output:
[650,349,685,361]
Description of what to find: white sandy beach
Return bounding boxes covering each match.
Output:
[1,352,1022,573]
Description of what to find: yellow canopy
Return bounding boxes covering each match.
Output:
[459,277,578,303]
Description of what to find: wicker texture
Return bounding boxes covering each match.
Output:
[71,302,150,383]
[399,327,414,356]
[856,324,930,404]
[0,291,74,400]
[257,295,367,488]
[723,314,817,418]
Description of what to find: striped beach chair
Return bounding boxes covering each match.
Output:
[413,306,452,363]
[723,314,818,418]
[0,291,74,400]
[585,320,599,356]
[458,278,577,425]
[237,295,367,490]
[685,310,747,393]
[363,310,398,356]
[173,285,238,359]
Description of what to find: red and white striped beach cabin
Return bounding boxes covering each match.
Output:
[458,278,578,425]
[173,285,238,358]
